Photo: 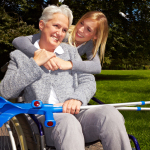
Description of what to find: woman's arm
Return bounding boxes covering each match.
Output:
[72,40,101,74]
[47,44,101,74]
[0,49,55,100]
[0,50,44,99]
[12,33,41,57]
[72,52,101,74]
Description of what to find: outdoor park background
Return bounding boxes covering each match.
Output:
[0,0,150,149]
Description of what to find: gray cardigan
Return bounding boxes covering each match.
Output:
[0,43,96,106]
[12,33,101,74]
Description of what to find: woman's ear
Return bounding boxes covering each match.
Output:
[39,20,44,31]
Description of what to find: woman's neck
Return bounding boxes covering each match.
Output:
[75,41,86,47]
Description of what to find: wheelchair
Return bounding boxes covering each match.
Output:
[0,63,140,150]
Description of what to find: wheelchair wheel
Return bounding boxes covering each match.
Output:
[10,116,28,150]
[15,114,40,150]
[0,116,28,150]
[0,122,16,150]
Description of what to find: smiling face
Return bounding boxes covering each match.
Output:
[39,13,69,52]
[75,18,98,47]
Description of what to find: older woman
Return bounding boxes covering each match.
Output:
[0,5,132,150]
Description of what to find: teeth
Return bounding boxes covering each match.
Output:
[77,32,83,37]
[52,37,58,41]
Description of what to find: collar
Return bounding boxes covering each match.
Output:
[34,40,64,54]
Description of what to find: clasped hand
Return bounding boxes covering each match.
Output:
[33,49,73,71]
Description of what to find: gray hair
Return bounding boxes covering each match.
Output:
[39,5,73,27]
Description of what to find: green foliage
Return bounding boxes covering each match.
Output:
[0,7,38,54]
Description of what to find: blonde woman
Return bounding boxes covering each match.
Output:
[12,11,109,74]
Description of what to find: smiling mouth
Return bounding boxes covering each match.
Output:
[76,32,84,38]
[52,36,59,41]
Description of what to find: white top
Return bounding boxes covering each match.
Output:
[34,40,64,104]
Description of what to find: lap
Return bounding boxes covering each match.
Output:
[75,105,125,142]
[28,105,124,145]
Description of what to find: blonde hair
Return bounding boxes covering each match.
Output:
[68,11,109,63]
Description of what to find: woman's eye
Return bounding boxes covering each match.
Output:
[80,21,84,25]
[87,28,91,32]
[63,29,67,33]
[54,25,58,27]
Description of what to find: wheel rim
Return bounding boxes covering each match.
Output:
[0,122,14,150]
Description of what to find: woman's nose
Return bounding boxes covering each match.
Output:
[57,29,62,36]
[79,26,84,32]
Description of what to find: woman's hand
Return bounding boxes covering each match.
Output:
[43,58,59,71]
[43,57,73,71]
[33,49,56,66]
[54,103,63,106]
[63,99,82,115]
[53,57,73,70]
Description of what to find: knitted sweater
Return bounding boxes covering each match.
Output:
[0,43,96,105]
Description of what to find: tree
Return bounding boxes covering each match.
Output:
[0,6,38,79]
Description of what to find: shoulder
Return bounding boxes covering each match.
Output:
[60,42,75,49]
[10,50,29,60]
[60,43,77,53]
[60,43,81,60]
[26,33,41,42]
[10,50,25,56]
[78,40,94,52]
[86,40,94,47]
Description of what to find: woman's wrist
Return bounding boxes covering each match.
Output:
[69,61,73,69]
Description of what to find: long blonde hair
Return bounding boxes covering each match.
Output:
[68,11,109,63]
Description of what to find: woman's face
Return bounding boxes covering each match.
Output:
[75,18,98,47]
[39,13,69,52]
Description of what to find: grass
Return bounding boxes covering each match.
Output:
[90,70,150,150]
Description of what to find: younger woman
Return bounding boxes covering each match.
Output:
[12,10,109,74]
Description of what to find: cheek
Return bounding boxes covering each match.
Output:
[84,33,92,39]
[62,33,66,38]
[76,24,81,31]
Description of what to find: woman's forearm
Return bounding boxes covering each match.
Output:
[12,33,41,57]
[72,53,101,74]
